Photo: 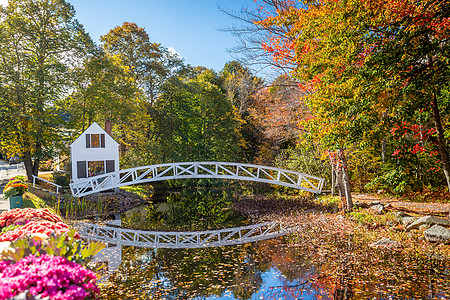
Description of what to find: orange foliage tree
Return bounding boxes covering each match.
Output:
[251,0,450,194]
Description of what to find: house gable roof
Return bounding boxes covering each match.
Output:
[70,122,119,147]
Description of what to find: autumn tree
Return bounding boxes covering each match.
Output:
[147,68,243,164]
[100,22,183,106]
[254,75,310,145]
[230,0,450,199]
[0,0,93,180]
[362,0,450,191]
[99,22,185,164]
[220,61,265,161]
[237,0,379,206]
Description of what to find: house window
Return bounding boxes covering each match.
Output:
[77,161,87,179]
[91,134,100,147]
[88,161,105,177]
[86,134,105,148]
[77,160,115,179]
[106,160,115,173]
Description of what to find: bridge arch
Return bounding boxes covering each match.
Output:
[70,161,325,197]
[74,221,295,249]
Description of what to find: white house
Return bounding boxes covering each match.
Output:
[70,122,119,182]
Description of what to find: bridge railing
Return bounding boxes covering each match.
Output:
[70,161,325,197]
[74,221,295,248]
[32,175,62,194]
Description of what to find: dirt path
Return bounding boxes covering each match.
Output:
[352,193,450,217]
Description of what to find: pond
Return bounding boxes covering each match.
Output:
[94,188,450,299]
[98,238,330,299]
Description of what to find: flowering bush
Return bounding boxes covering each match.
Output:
[0,221,79,242]
[0,209,103,299]
[0,254,99,300]
[0,208,63,228]
[3,176,28,199]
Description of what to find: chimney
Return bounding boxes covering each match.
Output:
[105,120,112,136]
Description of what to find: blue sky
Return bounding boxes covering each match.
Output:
[0,0,255,71]
[66,0,256,72]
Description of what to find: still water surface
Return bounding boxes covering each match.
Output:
[96,189,449,299]
[98,238,329,299]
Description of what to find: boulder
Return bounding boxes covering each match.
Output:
[406,216,450,231]
[424,225,450,243]
[370,204,385,215]
[394,211,411,218]
[401,217,418,226]
[369,238,401,250]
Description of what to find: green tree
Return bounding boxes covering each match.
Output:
[64,52,139,133]
[150,69,243,163]
[0,0,93,180]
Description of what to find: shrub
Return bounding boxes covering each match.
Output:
[52,172,71,187]
[0,208,104,300]
[2,230,105,266]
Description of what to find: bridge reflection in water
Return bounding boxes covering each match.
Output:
[80,220,296,283]
[75,221,295,249]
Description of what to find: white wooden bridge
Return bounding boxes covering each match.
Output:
[70,161,325,197]
[74,222,295,249]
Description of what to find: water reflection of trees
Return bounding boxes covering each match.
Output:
[121,189,248,231]
[99,244,265,299]
[99,237,329,299]
[296,232,450,299]
[99,221,450,299]
[157,244,267,299]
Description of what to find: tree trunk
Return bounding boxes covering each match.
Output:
[331,164,336,196]
[23,156,40,182]
[336,159,344,198]
[382,138,387,164]
[431,93,450,192]
[330,153,336,196]
[338,148,353,210]
[23,155,34,182]
[32,159,40,177]
[381,110,388,165]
